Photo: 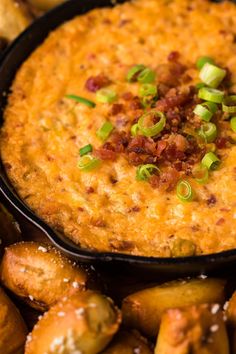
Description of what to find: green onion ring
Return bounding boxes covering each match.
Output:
[222,95,236,114]
[131,123,139,136]
[230,116,236,133]
[198,87,224,103]
[176,180,194,202]
[137,68,156,84]
[199,63,226,88]
[78,155,100,172]
[201,152,220,170]
[127,64,146,82]
[198,122,217,143]
[136,164,160,181]
[79,144,93,157]
[139,84,157,97]
[196,56,215,70]
[96,121,114,141]
[96,88,117,104]
[65,94,96,108]
[193,104,213,122]
[138,110,166,137]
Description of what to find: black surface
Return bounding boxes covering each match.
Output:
[0,0,236,276]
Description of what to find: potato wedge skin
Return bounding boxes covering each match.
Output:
[155,304,229,354]
[102,330,152,354]
[122,278,226,337]
[0,241,88,311]
[0,0,32,41]
[0,286,27,354]
[25,291,121,354]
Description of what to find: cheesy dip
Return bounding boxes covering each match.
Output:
[2,0,236,257]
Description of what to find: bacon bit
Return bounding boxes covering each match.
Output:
[110,131,129,152]
[207,194,217,206]
[128,152,144,166]
[159,167,180,192]
[111,103,124,115]
[109,175,118,184]
[86,187,94,194]
[156,140,167,157]
[91,219,106,227]
[149,175,160,188]
[129,96,142,110]
[215,137,228,149]
[94,148,117,161]
[109,239,134,251]
[158,83,170,97]
[78,207,84,212]
[216,218,225,226]
[168,51,180,62]
[128,206,141,213]
[85,74,111,92]
[122,92,133,101]
[172,134,189,152]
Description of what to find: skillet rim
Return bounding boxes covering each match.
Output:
[1,0,236,271]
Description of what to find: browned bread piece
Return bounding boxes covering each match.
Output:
[25,291,121,354]
[0,241,89,310]
[155,304,229,354]
[122,278,226,337]
[0,286,27,354]
[102,330,152,354]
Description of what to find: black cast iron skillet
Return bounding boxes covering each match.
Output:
[0,0,236,276]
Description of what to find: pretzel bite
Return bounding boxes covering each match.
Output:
[0,0,32,41]
[155,304,229,354]
[122,278,226,337]
[226,291,236,353]
[0,286,27,354]
[25,291,121,354]
[102,330,152,354]
[0,241,89,311]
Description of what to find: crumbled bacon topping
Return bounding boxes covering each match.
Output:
[85,74,111,92]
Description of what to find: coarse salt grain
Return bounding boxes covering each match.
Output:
[63,278,69,283]
[38,246,48,253]
[211,304,220,314]
[223,301,229,311]
[210,324,219,332]
[29,295,34,301]
[72,282,80,289]
[58,312,65,317]
[75,308,85,317]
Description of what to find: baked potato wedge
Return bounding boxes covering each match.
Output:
[0,0,32,41]
[27,0,66,12]
[0,241,89,311]
[25,291,121,354]
[122,278,226,337]
[0,203,22,257]
[155,304,229,354]
[102,330,152,354]
[0,286,27,354]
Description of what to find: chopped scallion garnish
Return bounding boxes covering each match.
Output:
[193,103,215,122]
[96,88,117,104]
[131,123,139,136]
[139,84,157,97]
[127,64,146,82]
[198,87,224,103]
[201,152,220,170]
[199,63,226,88]
[198,122,217,143]
[137,68,156,84]
[192,165,209,185]
[136,164,160,181]
[78,155,100,171]
[96,121,114,141]
[230,117,236,133]
[65,94,96,108]
[176,180,194,202]
[79,144,93,157]
[138,110,166,137]
[196,56,215,70]
[222,95,236,114]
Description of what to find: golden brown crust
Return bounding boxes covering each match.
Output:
[122,278,226,337]
[155,304,229,354]
[25,291,121,354]
[0,241,88,311]
[0,286,27,354]
[102,330,152,354]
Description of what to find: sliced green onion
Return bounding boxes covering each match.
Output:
[96,88,117,104]
[136,164,160,181]
[176,180,194,202]
[65,94,96,108]
[139,84,157,97]
[230,117,236,133]
[79,144,93,157]
[127,64,146,82]
[138,110,166,137]
[222,95,236,114]
[195,82,206,90]
[201,152,220,170]
[138,68,156,84]
[192,165,209,184]
[78,155,100,171]
[196,56,215,70]
[131,123,139,136]
[198,87,224,103]
[194,104,213,122]
[199,63,226,88]
[198,122,217,143]
[96,121,114,141]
